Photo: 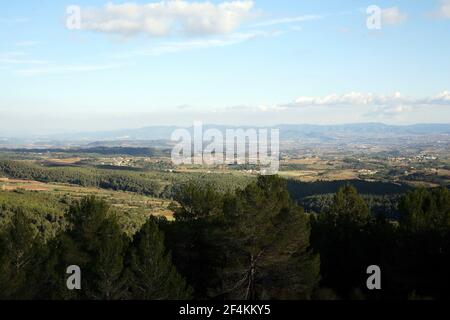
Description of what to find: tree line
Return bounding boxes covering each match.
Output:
[0,160,252,199]
[1,147,169,157]
[310,185,450,299]
[0,196,191,300]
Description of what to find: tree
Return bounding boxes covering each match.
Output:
[57,197,128,300]
[311,185,371,297]
[0,210,43,299]
[218,175,320,300]
[161,182,225,299]
[395,188,450,298]
[172,182,224,221]
[328,185,371,227]
[128,217,192,299]
[399,187,450,233]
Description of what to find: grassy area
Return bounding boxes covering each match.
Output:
[0,177,175,236]
[0,177,173,216]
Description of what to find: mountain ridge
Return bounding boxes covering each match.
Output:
[1,123,450,147]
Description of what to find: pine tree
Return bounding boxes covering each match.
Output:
[219,175,320,300]
[172,182,223,221]
[162,182,225,299]
[395,188,450,298]
[0,210,42,299]
[399,187,450,233]
[61,197,128,300]
[128,217,192,299]
[329,185,370,227]
[310,185,371,298]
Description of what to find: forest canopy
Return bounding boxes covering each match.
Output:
[0,175,449,300]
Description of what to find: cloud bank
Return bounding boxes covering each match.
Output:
[381,7,407,25]
[283,92,450,109]
[253,14,322,27]
[80,1,256,37]
[434,0,450,18]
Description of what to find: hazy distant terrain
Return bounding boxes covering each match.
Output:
[1,123,450,149]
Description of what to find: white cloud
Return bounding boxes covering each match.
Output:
[15,41,40,47]
[0,58,47,65]
[224,91,450,121]
[253,14,322,27]
[381,7,407,25]
[283,92,405,108]
[0,52,25,58]
[111,30,280,58]
[15,64,121,76]
[0,52,48,65]
[422,91,450,104]
[80,1,256,37]
[281,91,450,110]
[226,104,284,112]
[434,0,450,18]
[0,17,28,24]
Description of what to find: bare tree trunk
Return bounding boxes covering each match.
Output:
[245,254,255,300]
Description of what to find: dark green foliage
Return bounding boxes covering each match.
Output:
[1,147,169,157]
[0,160,164,197]
[163,176,320,300]
[172,182,224,221]
[61,197,128,299]
[301,193,402,219]
[399,187,450,233]
[0,160,253,199]
[329,185,371,226]
[311,185,389,298]
[160,182,225,299]
[0,168,449,300]
[0,211,44,299]
[128,217,192,299]
[0,196,189,300]
[393,188,450,298]
[311,185,450,299]
[0,191,67,241]
[287,179,411,199]
[218,176,320,300]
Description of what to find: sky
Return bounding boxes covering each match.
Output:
[0,0,450,135]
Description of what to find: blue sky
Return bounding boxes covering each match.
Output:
[0,0,450,134]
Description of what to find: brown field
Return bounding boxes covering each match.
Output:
[324,169,359,181]
[437,169,450,179]
[282,157,321,165]
[42,157,83,165]
[278,169,359,182]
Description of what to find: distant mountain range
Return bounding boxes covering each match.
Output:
[278,123,450,141]
[1,123,450,147]
[47,123,450,140]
